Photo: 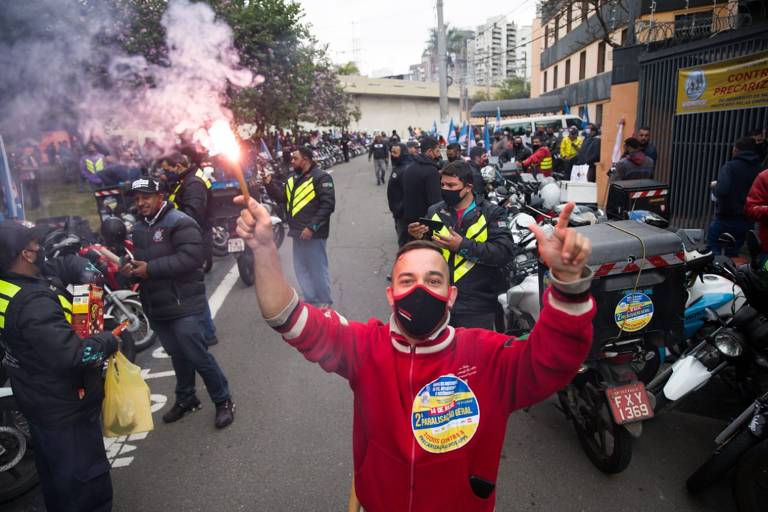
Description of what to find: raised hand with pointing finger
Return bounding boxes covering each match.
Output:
[528,202,592,283]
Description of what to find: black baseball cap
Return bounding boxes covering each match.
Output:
[0,221,48,271]
[469,146,485,159]
[128,178,164,195]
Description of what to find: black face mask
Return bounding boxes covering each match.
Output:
[531,144,540,151]
[441,188,465,208]
[447,155,459,162]
[393,285,449,338]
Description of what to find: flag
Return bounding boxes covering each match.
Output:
[274,132,282,157]
[483,122,491,155]
[611,118,626,164]
[581,104,590,129]
[458,121,468,145]
[259,138,273,161]
[447,118,457,144]
[495,106,501,133]
[0,135,23,220]
[563,101,571,115]
[431,120,437,136]
[467,125,474,154]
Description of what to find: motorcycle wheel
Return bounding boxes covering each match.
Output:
[0,402,39,503]
[565,383,634,474]
[687,428,760,494]
[237,248,255,287]
[211,226,229,257]
[111,299,156,353]
[732,438,768,512]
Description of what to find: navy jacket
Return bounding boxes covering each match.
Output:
[714,150,763,219]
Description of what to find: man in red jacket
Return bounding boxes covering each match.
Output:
[518,134,554,177]
[234,196,595,512]
[745,167,768,259]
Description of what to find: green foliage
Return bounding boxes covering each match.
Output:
[494,77,530,100]
[336,61,360,76]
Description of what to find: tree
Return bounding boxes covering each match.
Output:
[494,77,530,100]
[546,0,628,49]
[336,61,360,76]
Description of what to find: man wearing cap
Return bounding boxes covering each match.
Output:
[0,221,118,511]
[125,178,235,428]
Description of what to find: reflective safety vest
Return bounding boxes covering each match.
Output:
[286,174,315,218]
[539,155,553,171]
[84,157,105,175]
[0,279,72,331]
[431,212,488,283]
[169,169,212,208]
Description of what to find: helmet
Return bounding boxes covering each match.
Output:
[42,229,81,259]
[540,182,561,211]
[480,165,496,184]
[101,217,127,247]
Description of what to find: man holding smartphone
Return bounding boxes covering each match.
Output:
[408,161,516,329]
[124,178,235,429]
[234,192,594,511]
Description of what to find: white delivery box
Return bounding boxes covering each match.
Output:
[560,181,597,204]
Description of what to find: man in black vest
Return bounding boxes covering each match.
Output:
[0,221,118,511]
[125,178,235,428]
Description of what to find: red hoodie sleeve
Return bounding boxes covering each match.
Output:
[497,274,595,412]
[745,169,768,222]
[523,147,549,168]
[264,289,372,381]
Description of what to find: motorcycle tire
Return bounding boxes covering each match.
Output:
[211,226,229,257]
[687,428,760,494]
[237,248,255,287]
[110,298,157,353]
[569,386,634,474]
[732,438,768,512]
[0,400,39,503]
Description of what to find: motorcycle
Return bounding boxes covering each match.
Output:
[0,366,37,504]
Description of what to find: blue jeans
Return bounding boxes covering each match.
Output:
[200,302,216,340]
[706,217,755,257]
[151,314,230,404]
[292,237,332,305]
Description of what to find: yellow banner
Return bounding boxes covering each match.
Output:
[676,51,768,115]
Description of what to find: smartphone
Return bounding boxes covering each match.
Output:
[418,217,445,237]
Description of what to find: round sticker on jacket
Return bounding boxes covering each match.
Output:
[614,292,654,332]
[411,374,480,454]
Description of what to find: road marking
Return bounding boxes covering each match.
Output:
[209,262,240,319]
[141,369,176,380]
[152,347,169,359]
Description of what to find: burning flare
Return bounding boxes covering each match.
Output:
[195,119,250,202]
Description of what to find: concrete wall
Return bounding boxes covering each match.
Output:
[345,95,463,138]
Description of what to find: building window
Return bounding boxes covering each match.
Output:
[565,58,571,85]
[597,41,606,73]
[567,5,573,32]
[579,50,587,80]
[544,70,548,93]
[554,16,560,42]
[674,11,714,38]
[581,0,589,23]
[544,25,549,49]
[596,103,604,126]
[553,65,558,89]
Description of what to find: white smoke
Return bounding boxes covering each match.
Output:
[0,0,253,147]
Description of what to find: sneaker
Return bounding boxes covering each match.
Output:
[214,399,235,429]
[162,398,202,423]
[205,336,219,347]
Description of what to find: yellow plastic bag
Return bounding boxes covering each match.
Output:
[102,352,154,437]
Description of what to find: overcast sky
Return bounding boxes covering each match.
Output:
[297,0,539,76]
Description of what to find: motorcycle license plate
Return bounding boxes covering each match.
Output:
[227,238,245,253]
[605,383,654,425]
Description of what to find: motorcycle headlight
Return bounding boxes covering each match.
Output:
[713,329,744,358]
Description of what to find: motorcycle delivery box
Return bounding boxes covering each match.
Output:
[606,180,670,221]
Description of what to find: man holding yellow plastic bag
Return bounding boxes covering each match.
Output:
[0,221,118,511]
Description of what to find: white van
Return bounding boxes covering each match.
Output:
[497,114,582,136]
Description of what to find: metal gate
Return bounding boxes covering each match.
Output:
[637,26,768,229]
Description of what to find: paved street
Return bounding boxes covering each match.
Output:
[7,157,737,512]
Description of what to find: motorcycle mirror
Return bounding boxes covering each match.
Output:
[716,232,736,249]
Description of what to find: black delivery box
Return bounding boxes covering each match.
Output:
[538,220,686,358]
[606,179,670,220]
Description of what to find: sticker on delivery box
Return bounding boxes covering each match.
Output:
[411,375,480,454]
[614,292,654,332]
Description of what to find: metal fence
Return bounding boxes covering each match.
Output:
[636,26,768,229]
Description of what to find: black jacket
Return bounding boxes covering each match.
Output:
[132,202,206,321]
[266,165,335,239]
[640,142,658,163]
[499,145,532,164]
[426,197,515,315]
[0,272,117,426]
[714,150,763,219]
[386,146,413,218]
[169,167,212,230]
[402,154,442,225]
[368,141,390,161]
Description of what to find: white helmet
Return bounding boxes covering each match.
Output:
[481,165,496,184]
[540,182,561,211]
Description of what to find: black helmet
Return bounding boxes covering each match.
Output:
[101,217,127,246]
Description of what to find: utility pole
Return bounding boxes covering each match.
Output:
[436,0,448,125]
